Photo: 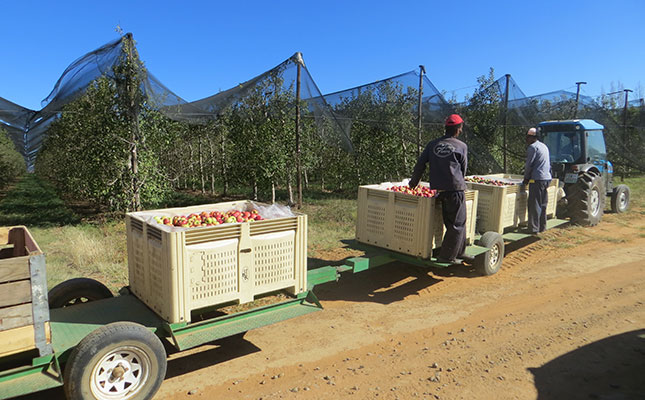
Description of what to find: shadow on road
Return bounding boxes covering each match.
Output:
[314,262,443,305]
[529,329,645,400]
[165,335,261,380]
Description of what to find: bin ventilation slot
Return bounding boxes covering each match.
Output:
[131,218,143,233]
[147,226,162,242]
[185,226,242,245]
[250,219,298,235]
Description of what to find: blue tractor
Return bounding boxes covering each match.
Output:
[537,119,631,226]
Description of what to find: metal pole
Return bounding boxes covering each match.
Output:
[621,89,633,181]
[417,65,426,157]
[295,53,303,208]
[503,74,510,173]
[573,81,586,118]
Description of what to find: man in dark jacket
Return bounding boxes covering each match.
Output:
[409,114,468,263]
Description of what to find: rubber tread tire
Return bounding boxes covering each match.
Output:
[610,184,630,214]
[564,171,605,226]
[48,277,113,309]
[474,231,505,276]
[63,321,167,400]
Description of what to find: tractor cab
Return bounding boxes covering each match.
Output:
[538,119,613,192]
[536,119,630,226]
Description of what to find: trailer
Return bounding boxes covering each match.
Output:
[0,204,568,399]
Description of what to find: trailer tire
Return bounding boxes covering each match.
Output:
[49,278,113,309]
[610,184,630,213]
[64,322,167,400]
[474,232,505,276]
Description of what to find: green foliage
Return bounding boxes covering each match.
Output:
[460,68,506,174]
[330,81,420,186]
[35,37,176,211]
[0,127,26,188]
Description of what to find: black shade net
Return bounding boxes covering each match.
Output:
[166,52,353,152]
[1,34,644,178]
[0,36,351,169]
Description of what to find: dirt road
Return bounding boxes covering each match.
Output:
[156,211,645,400]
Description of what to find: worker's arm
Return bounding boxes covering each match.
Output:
[523,145,536,184]
[409,145,430,188]
[461,144,468,178]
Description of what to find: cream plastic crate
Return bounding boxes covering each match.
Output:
[355,182,478,259]
[126,201,307,324]
[465,174,559,234]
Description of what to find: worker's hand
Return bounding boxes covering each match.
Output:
[522,179,529,186]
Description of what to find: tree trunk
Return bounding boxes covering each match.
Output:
[198,136,205,194]
[252,176,258,201]
[179,156,186,189]
[208,137,215,195]
[130,140,139,211]
[221,133,228,196]
[188,143,195,191]
[304,168,309,189]
[271,180,276,203]
[287,172,294,206]
[401,137,409,177]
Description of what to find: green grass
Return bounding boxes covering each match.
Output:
[30,223,127,291]
[0,174,79,226]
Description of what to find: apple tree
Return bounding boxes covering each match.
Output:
[0,127,26,189]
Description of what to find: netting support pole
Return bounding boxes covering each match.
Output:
[295,53,303,208]
[417,65,426,157]
[573,81,586,118]
[621,88,633,181]
[503,74,510,173]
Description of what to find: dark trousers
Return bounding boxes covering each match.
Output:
[528,180,550,233]
[438,191,467,260]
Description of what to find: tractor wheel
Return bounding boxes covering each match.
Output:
[64,322,167,400]
[48,278,113,309]
[565,171,605,226]
[610,184,630,213]
[474,232,505,276]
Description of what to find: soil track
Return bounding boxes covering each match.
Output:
[155,211,645,400]
[19,211,644,400]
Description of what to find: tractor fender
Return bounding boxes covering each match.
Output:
[575,164,600,175]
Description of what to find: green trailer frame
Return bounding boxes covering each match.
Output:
[0,218,568,399]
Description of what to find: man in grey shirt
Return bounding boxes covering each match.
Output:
[523,128,552,233]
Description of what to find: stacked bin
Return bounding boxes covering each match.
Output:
[126,201,307,324]
[465,174,559,233]
[355,181,478,259]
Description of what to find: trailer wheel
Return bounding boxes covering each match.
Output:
[49,278,113,309]
[474,232,505,276]
[64,322,167,400]
[610,184,630,213]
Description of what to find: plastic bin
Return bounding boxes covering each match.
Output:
[356,182,478,259]
[126,201,307,324]
[465,174,558,233]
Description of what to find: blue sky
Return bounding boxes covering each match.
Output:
[1,0,643,110]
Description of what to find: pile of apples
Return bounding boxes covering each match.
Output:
[465,176,517,186]
[154,209,263,228]
[387,185,438,198]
